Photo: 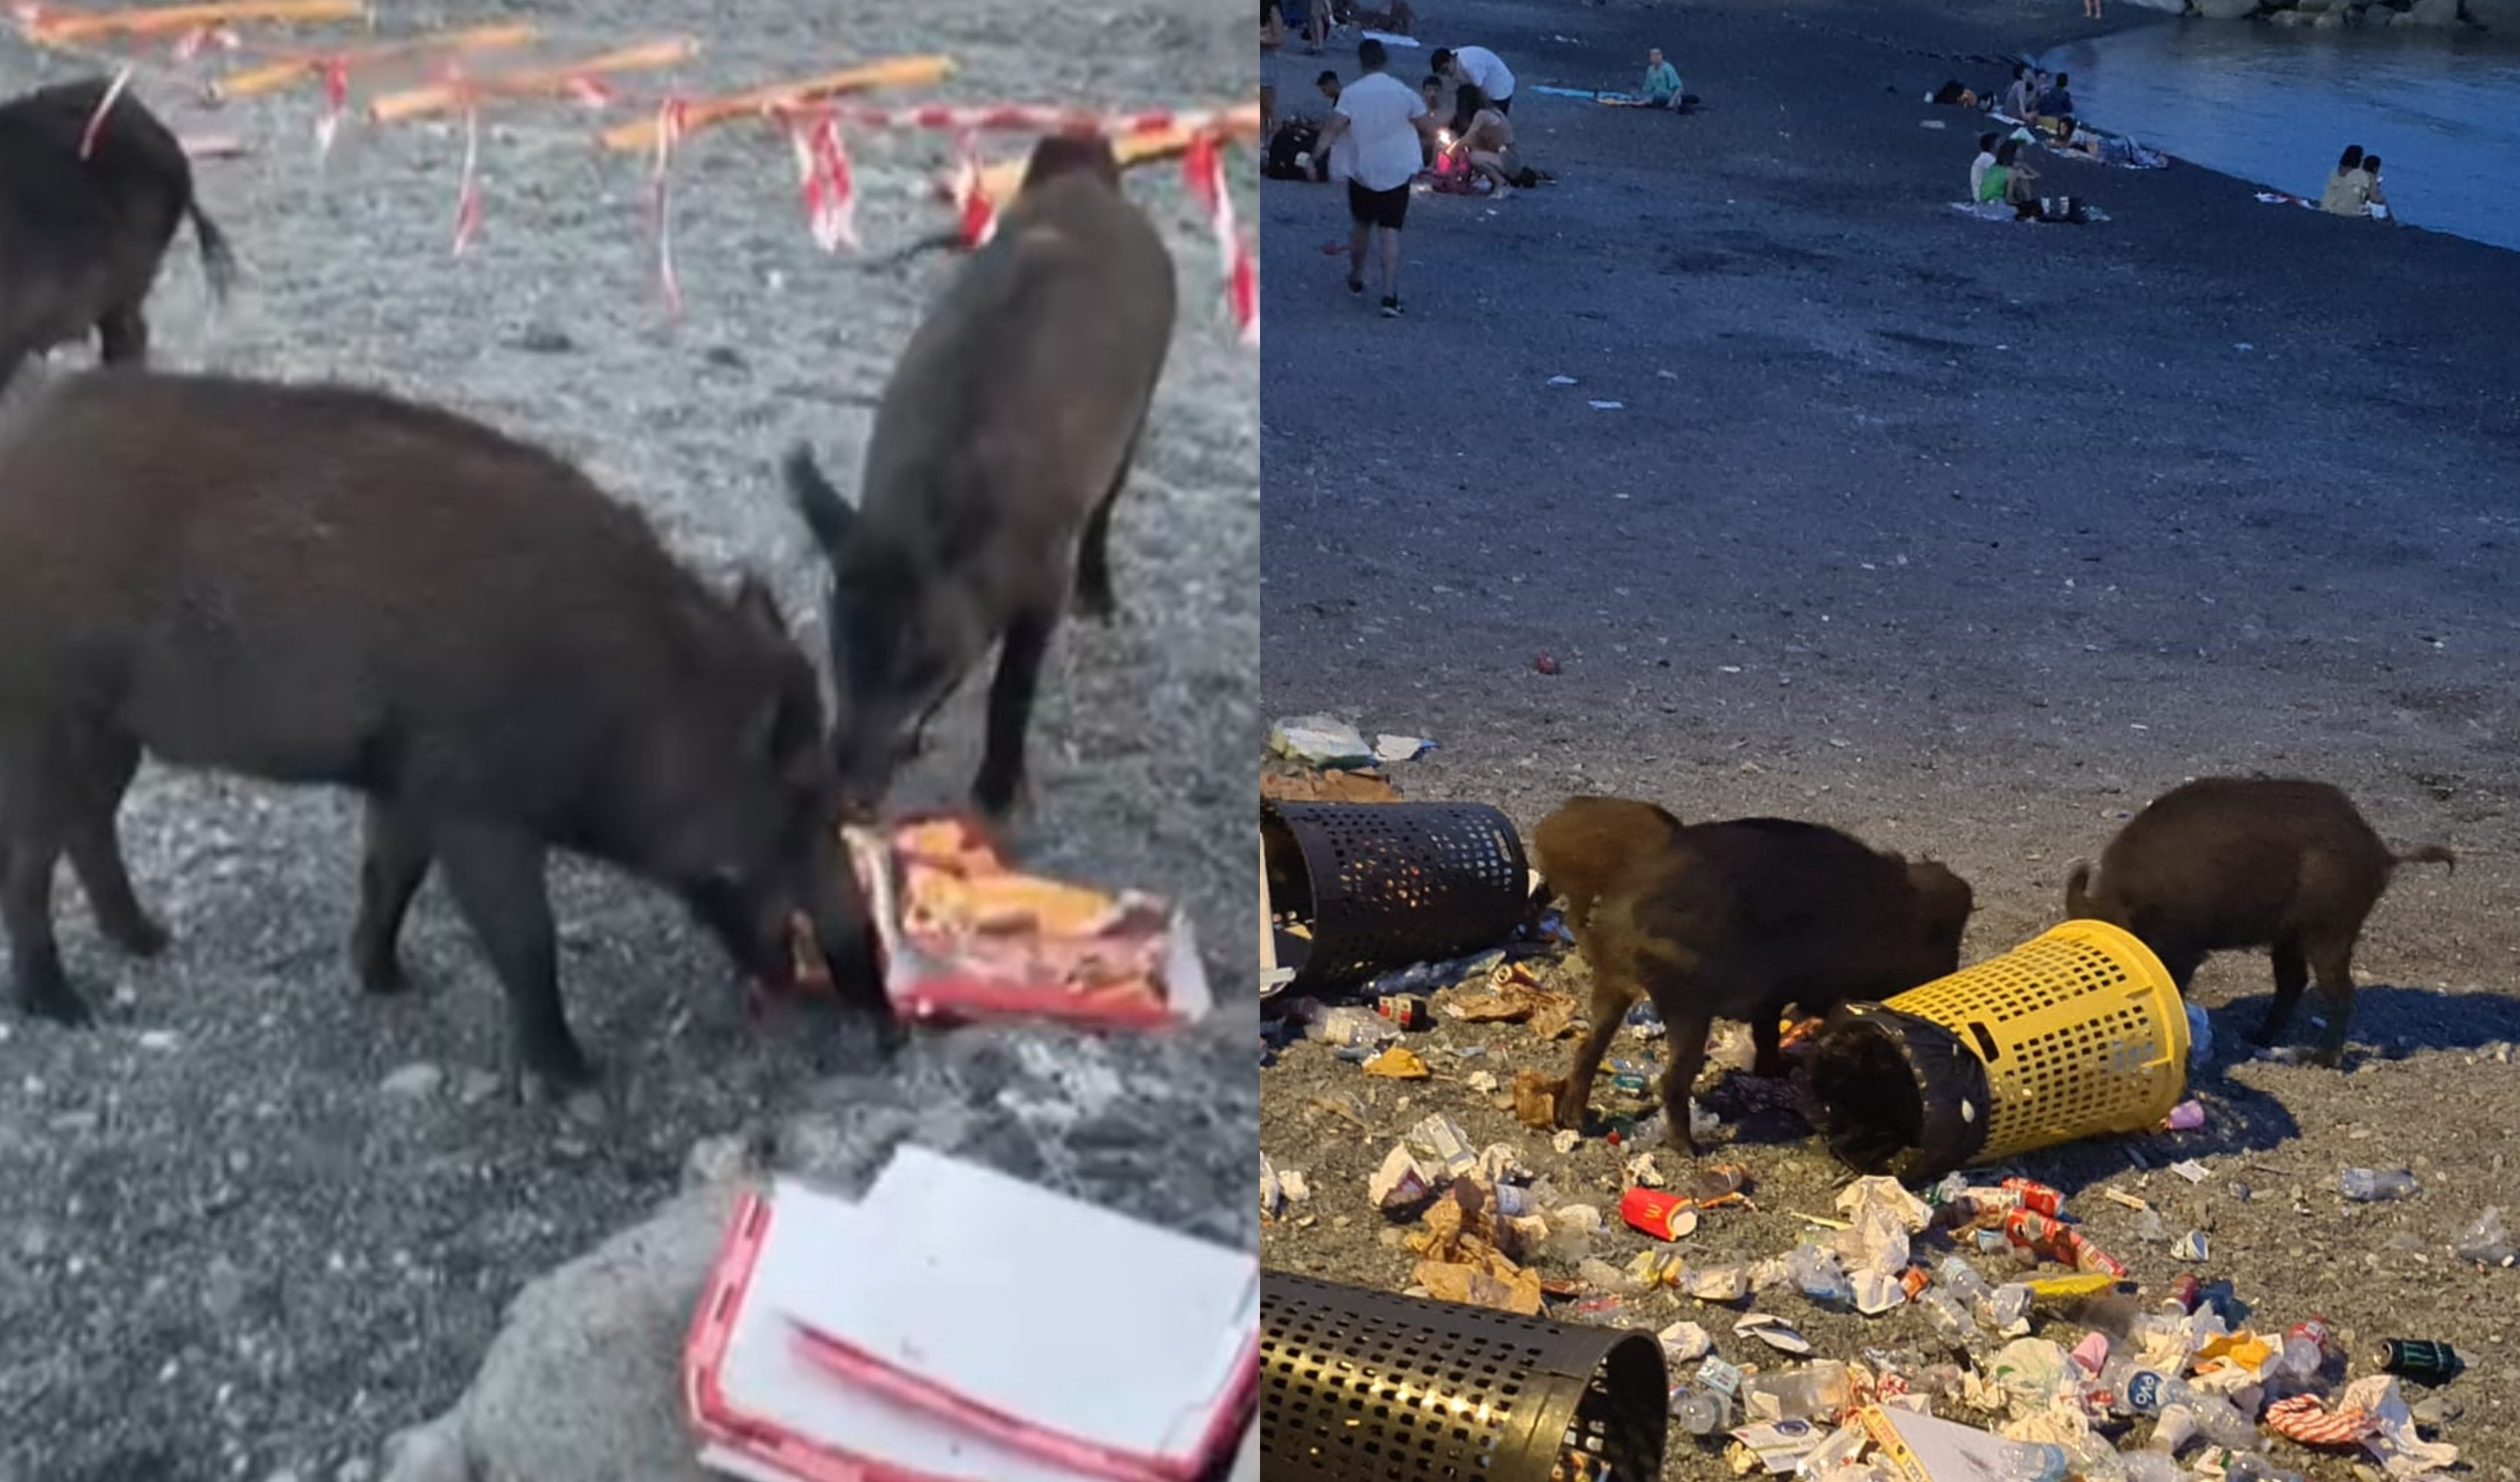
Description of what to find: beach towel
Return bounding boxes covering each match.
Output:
[1360,29,1418,46]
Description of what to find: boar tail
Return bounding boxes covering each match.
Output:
[781,444,856,560]
[2064,860,2097,919]
[189,202,239,303]
[2392,843,2457,876]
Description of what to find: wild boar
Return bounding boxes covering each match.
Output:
[0,369,886,1096]
[785,133,1176,819]
[0,76,236,394]
[2066,777,2454,1066]
[1558,817,1975,1155]
[1529,794,1685,935]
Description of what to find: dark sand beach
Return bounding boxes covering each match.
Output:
[1261,0,2519,1474]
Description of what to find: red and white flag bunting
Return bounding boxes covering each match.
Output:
[786,111,859,252]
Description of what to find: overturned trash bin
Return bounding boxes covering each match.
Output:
[1810,919,2190,1181]
[1262,800,1530,998]
[1259,1271,1666,1482]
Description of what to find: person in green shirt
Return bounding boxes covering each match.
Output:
[1642,47,1682,107]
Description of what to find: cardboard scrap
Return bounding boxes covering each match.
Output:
[1407,1178,1542,1315]
[1259,769,1402,804]
[1510,1069,1566,1129]
[1446,976,1581,1040]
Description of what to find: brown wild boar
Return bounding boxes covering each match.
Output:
[0,369,886,1097]
[2065,777,2454,1066]
[1530,794,1685,936]
[0,76,236,394]
[786,133,1176,820]
[1559,817,1974,1155]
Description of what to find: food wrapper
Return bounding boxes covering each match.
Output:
[1511,1068,1566,1128]
[840,817,1205,1028]
[1368,1144,1435,1210]
[1363,1046,1431,1078]
[2341,1375,2461,1475]
[1835,1176,1933,1233]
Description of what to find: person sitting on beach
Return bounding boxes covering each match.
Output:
[1280,0,1329,54]
[2001,65,2035,120]
[1930,80,1981,108]
[1970,132,2000,199]
[1451,83,1533,197]
[2320,145,2370,215]
[1980,138,2044,213]
[1643,48,1683,107]
[2361,154,2391,220]
[2035,72,2075,121]
[1433,46,1517,115]
[1262,1,1285,51]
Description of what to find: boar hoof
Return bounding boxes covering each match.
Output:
[20,980,94,1027]
[1073,585,1121,623]
[104,914,171,958]
[1552,1091,1587,1131]
[971,773,1029,821]
[355,953,413,996]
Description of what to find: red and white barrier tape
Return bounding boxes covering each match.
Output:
[647,96,689,317]
[450,97,483,255]
[168,21,236,62]
[785,111,859,252]
[1181,131,1256,343]
[313,55,349,159]
[950,130,999,248]
[774,100,1249,140]
[77,63,134,159]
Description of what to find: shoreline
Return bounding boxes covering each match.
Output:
[1258,0,2519,1474]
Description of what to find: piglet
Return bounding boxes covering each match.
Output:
[2066,777,2453,1066]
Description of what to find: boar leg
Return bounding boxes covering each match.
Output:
[1074,425,1144,621]
[2302,930,2361,1068]
[351,798,433,994]
[1554,972,1633,1131]
[1655,994,1717,1158]
[434,821,593,1095]
[0,729,90,1024]
[1749,1006,1788,1078]
[2256,936,2308,1048]
[62,730,168,956]
[96,306,150,367]
[971,611,1055,818]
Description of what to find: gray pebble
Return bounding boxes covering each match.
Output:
[379,1063,444,1099]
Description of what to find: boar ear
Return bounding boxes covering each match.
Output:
[731,573,787,639]
[782,443,856,560]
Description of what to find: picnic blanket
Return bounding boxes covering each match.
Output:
[1947,200,2112,224]
[1530,82,1699,111]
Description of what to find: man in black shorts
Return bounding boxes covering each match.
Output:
[1312,38,1435,316]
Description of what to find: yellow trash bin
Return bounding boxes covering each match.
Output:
[1810,919,2190,1179]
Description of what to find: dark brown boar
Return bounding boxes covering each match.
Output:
[0,76,236,394]
[1557,817,1975,1155]
[0,369,886,1096]
[1530,794,1685,936]
[785,134,1176,820]
[2064,777,2454,1066]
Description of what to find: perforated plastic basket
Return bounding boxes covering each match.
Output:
[1262,800,1530,996]
[1258,1271,1666,1482]
[1881,918,2190,1162]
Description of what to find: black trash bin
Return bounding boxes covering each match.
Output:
[1259,1271,1667,1482]
[1263,800,1531,997]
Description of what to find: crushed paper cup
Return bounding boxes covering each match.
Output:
[1836,1176,1933,1233]
[1851,1269,1908,1316]
[1658,1320,1712,1364]
[1684,1264,1749,1302]
[1368,1144,1434,1210]
[2173,1230,2210,1262]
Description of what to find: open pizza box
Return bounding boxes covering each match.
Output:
[842,816,1212,1030]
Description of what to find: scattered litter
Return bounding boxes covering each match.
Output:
[1368,1144,1434,1210]
[1511,1068,1567,1128]
[1465,1069,1499,1095]
[2452,1207,2512,1267]
[1732,1313,1811,1355]
[1682,1264,1748,1302]
[1624,1151,1667,1189]
[2168,1159,2211,1184]
[2173,1229,2210,1263]
[1620,1188,1700,1240]
[136,1030,181,1053]
[1587,400,1624,410]
[1729,1416,1830,1470]
[2157,1098,2205,1132]
[1371,733,1434,763]
[2101,1188,2149,1212]
[1658,1320,1712,1364]
[1362,1046,1430,1079]
[2339,1166,2420,1201]
[1546,374,1577,386]
[1267,715,1375,770]
[1551,1128,1581,1154]
[1402,1113,1478,1179]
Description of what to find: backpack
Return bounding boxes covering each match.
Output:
[1263,120,1320,181]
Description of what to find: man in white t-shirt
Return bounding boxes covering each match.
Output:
[1312,38,1436,317]
[1431,45,1515,115]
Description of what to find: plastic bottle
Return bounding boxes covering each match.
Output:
[1668,1382,1728,1436]
[2338,1167,2420,1201]
[1995,1440,2067,1482]
[1987,1282,2034,1331]
[2115,1451,2183,1482]
[1936,1254,1994,1313]
[1918,1288,1977,1350]
[2225,1457,2307,1482]
[2123,1367,2259,1451]
[1742,1361,1851,1423]
[1789,1244,1855,1308]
